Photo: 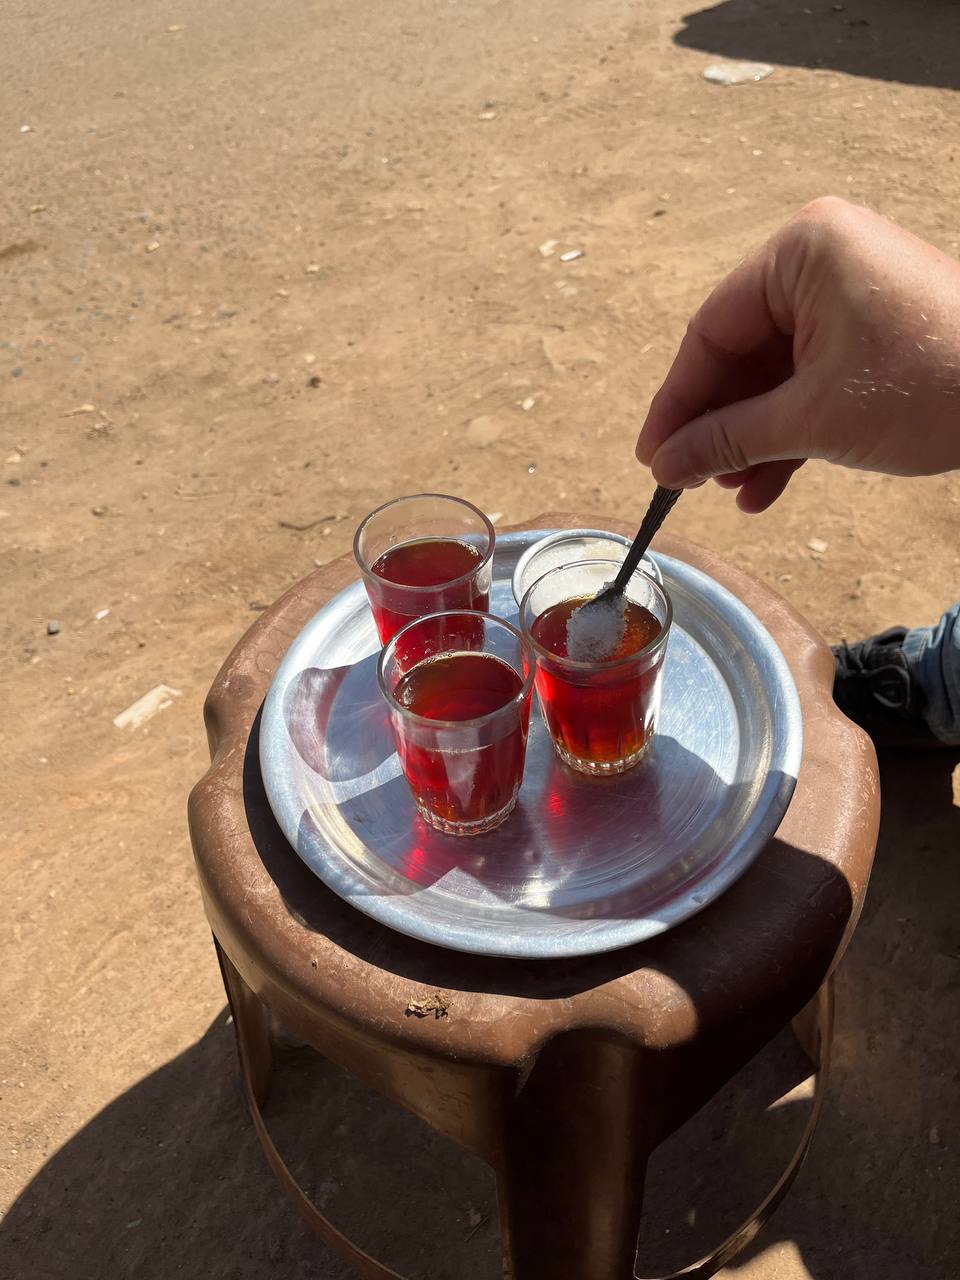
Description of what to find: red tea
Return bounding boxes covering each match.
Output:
[531,595,663,770]
[369,537,488,643]
[393,651,529,827]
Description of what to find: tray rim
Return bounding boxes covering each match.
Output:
[260,530,803,958]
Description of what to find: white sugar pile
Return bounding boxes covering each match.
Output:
[566,589,627,662]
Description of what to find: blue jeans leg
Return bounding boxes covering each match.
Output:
[902,602,960,745]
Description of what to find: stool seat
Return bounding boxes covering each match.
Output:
[189,513,880,1279]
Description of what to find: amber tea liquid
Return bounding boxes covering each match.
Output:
[393,651,529,827]
[370,537,488,643]
[531,596,663,769]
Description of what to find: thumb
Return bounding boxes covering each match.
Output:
[649,378,810,487]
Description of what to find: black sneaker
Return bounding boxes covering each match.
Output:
[832,626,939,750]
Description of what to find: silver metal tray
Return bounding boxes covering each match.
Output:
[260,531,802,958]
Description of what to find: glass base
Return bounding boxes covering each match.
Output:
[417,793,518,836]
[554,735,653,776]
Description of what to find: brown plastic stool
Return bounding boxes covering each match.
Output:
[189,514,880,1280]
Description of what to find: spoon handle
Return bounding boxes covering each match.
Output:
[612,486,682,593]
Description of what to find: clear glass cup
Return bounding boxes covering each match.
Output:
[354,493,495,644]
[378,611,535,835]
[520,559,672,776]
[511,528,663,606]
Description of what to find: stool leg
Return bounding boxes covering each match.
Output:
[791,981,830,1067]
[215,939,274,1108]
[497,1034,649,1280]
[212,941,407,1280]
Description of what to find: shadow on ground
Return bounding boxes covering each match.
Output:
[675,0,960,90]
[3,752,957,1279]
[644,747,960,1280]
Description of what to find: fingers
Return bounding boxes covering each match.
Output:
[637,331,739,465]
[714,466,759,489]
[735,460,805,512]
[648,377,809,487]
[712,462,804,509]
[637,243,786,464]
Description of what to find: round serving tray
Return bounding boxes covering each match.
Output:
[260,530,802,958]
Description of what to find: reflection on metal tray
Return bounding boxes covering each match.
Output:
[260,531,802,958]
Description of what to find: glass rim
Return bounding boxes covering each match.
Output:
[376,609,535,731]
[353,493,496,595]
[520,557,673,672]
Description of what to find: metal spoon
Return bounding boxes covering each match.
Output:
[573,485,682,626]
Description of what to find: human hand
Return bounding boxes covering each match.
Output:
[636,197,960,512]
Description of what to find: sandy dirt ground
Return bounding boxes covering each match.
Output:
[3,0,959,1276]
